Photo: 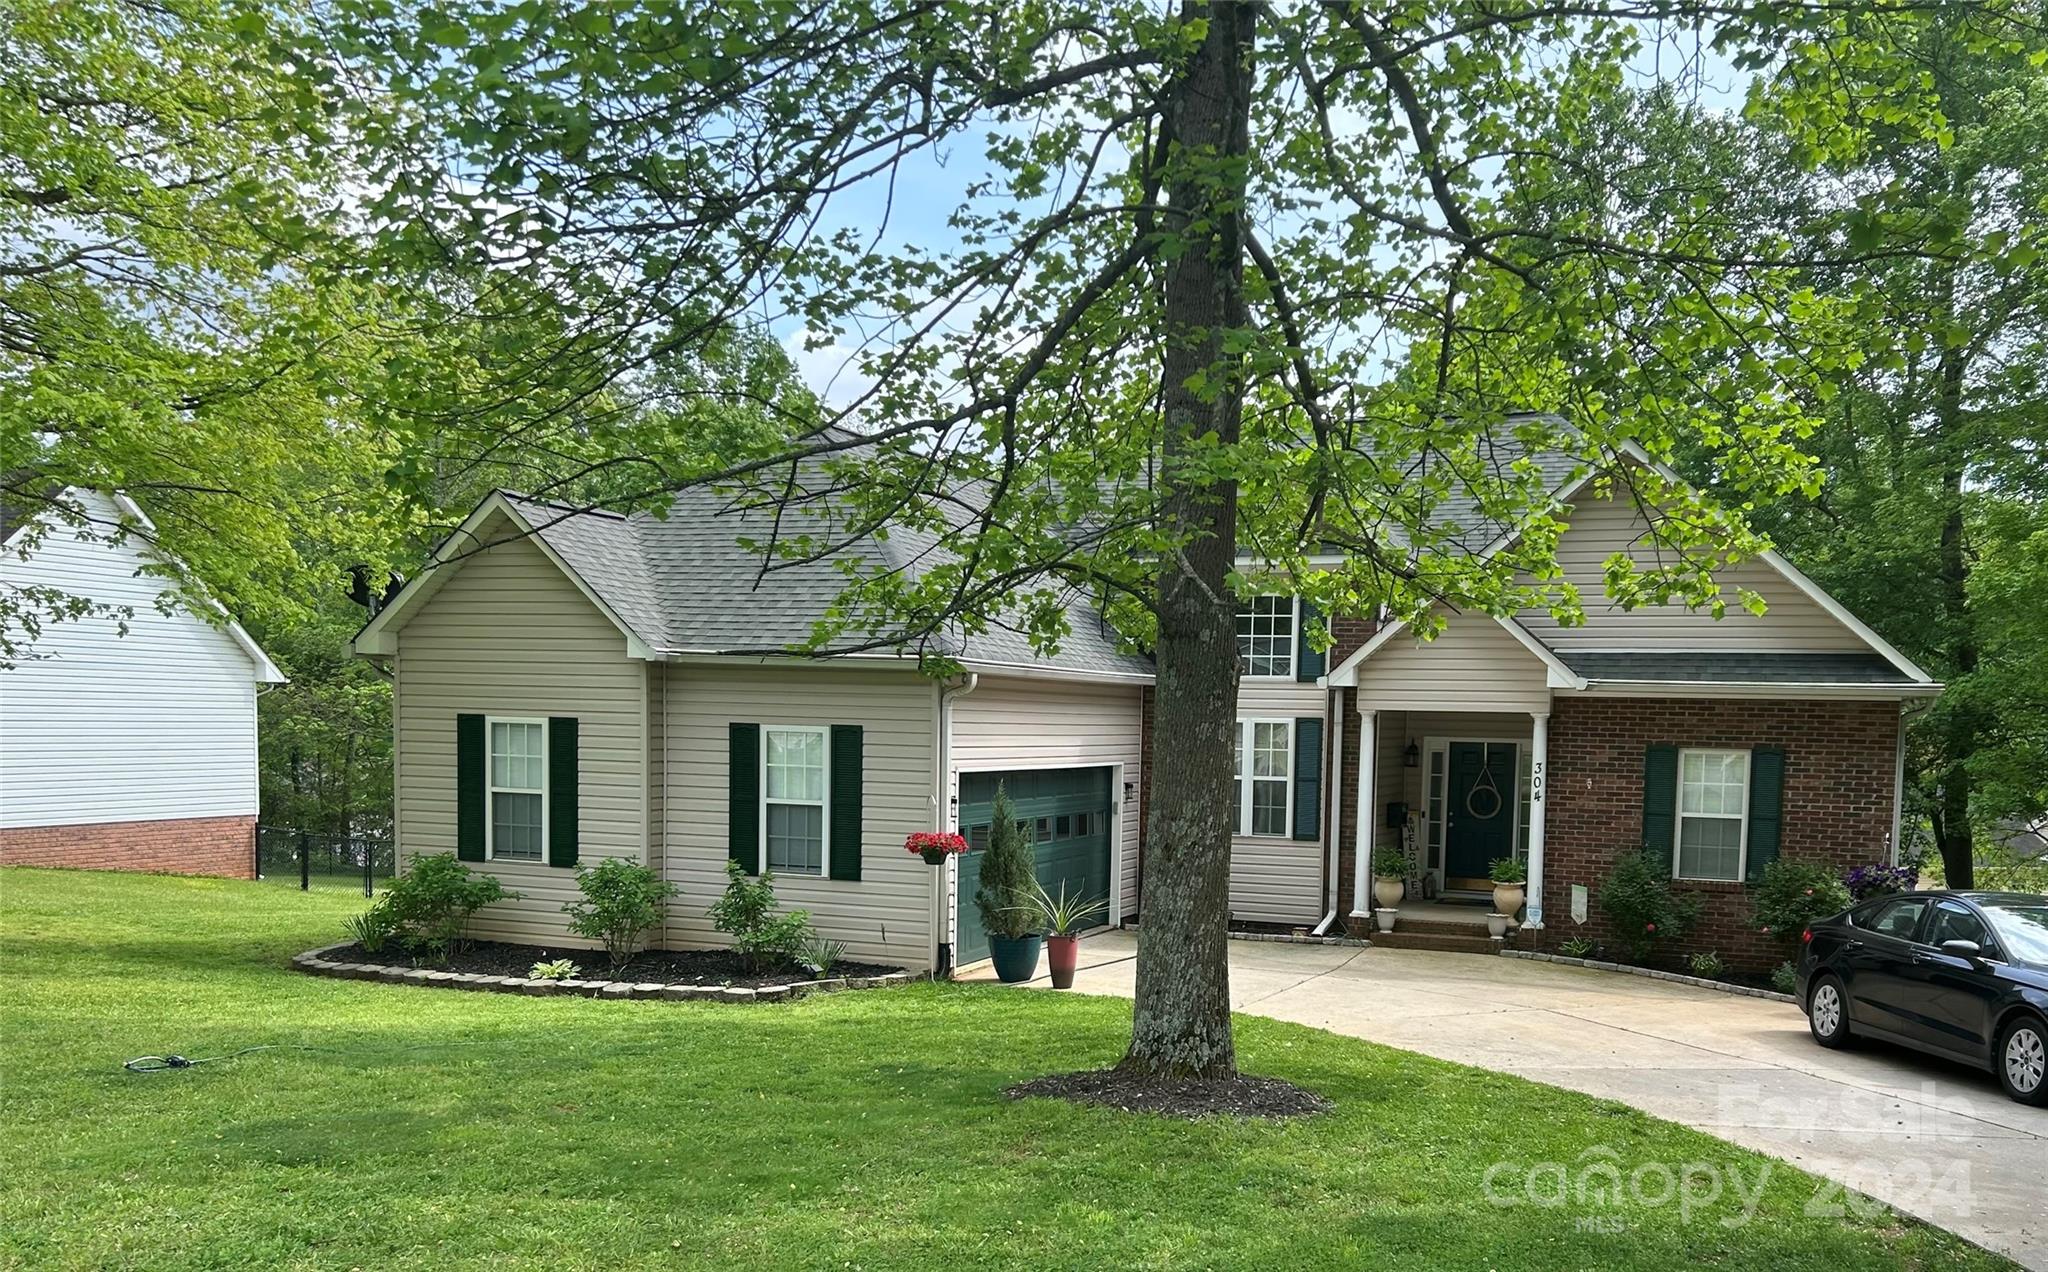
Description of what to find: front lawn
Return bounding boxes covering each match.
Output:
[0,868,2009,1270]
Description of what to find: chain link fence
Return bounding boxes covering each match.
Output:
[255,825,394,896]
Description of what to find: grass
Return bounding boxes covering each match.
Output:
[0,868,2011,1271]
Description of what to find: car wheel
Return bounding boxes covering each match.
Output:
[1997,1016,2048,1107]
[1808,975,1852,1049]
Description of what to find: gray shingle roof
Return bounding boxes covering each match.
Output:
[1558,652,1916,685]
[499,486,1152,680]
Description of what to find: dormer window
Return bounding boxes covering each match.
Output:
[1236,595,1295,678]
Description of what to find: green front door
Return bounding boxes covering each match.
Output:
[1445,741,1517,886]
[956,767,1114,965]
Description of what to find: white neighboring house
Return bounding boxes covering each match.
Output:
[0,487,285,877]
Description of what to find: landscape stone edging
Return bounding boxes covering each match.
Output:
[1501,949,1797,1004]
[290,943,917,1002]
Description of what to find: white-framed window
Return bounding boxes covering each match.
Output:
[1675,748,1749,881]
[1236,595,1296,678]
[487,717,547,862]
[1234,718,1292,837]
[762,725,828,875]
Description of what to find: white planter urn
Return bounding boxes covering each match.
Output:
[1486,912,1510,939]
[1492,884,1526,926]
[1373,876,1406,910]
[1374,907,1399,933]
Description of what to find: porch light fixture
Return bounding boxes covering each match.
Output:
[1403,740,1420,768]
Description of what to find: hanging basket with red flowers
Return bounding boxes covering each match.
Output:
[906,831,969,866]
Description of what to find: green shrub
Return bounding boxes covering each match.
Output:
[1598,849,1701,962]
[1371,844,1408,878]
[1749,859,1851,944]
[1687,950,1727,980]
[974,784,1039,939]
[1770,961,1799,995]
[707,861,814,971]
[379,853,520,965]
[530,958,581,980]
[563,858,678,975]
[345,903,396,954]
[1488,856,1527,885]
[1558,936,1596,959]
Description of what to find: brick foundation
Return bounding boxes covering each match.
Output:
[1537,697,1899,970]
[0,815,257,879]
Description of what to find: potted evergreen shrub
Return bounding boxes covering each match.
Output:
[1488,856,1528,927]
[975,785,1042,983]
[1027,879,1109,989]
[1371,843,1407,909]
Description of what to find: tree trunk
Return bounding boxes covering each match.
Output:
[1120,0,1255,1081]
[1931,307,1976,889]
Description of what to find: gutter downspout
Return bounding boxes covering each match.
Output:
[1891,697,1934,864]
[933,672,979,977]
[1311,685,1344,936]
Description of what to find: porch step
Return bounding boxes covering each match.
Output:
[1368,930,1504,955]
[1392,917,1499,938]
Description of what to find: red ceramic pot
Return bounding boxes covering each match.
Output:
[1046,934,1080,989]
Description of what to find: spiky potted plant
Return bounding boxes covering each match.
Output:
[974,785,1042,983]
[1371,843,1408,910]
[1027,879,1109,989]
[1488,856,1528,928]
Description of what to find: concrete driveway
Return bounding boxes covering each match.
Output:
[967,931,2048,1269]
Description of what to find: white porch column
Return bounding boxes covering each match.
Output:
[1352,708,1377,919]
[1526,711,1549,928]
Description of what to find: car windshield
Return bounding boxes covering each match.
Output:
[1982,902,2048,966]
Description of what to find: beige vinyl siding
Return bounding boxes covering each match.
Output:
[950,676,1144,924]
[1366,708,1413,863]
[1518,491,1863,652]
[391,516,647,946]
[1231,677,1326,926]
[1355,614,1552,714]
[662,663,936,970]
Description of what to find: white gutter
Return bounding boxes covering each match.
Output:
[932,672,979,976]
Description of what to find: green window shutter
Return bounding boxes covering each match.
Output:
[547,717,579,868]
[1746,747,1785,884]
[1641,744,1678,856]
[456,713,485,861]
[829,724,864,881]
[1295,600,1326,682]
[1292,717,1323,841]
[728,724,761,874]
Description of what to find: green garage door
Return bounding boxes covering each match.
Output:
[956,767,1114,966]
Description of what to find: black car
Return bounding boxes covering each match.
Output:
[1798,890,2048,1105]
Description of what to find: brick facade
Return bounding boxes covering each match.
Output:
[1323,696,1901,963]
[1537,696,1899,970]
[0,815,257,879]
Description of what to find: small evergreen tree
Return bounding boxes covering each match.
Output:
[975,785,1039,939]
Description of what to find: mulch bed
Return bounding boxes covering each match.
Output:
[321,939,901,989]
[1005,1069,1331,1121]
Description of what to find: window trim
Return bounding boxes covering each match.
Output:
[1672,747,1749,883]
[484,715,549,863]
[760,724,830,877]
[1234,717,1294,839]
[1236,594,1298,680]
